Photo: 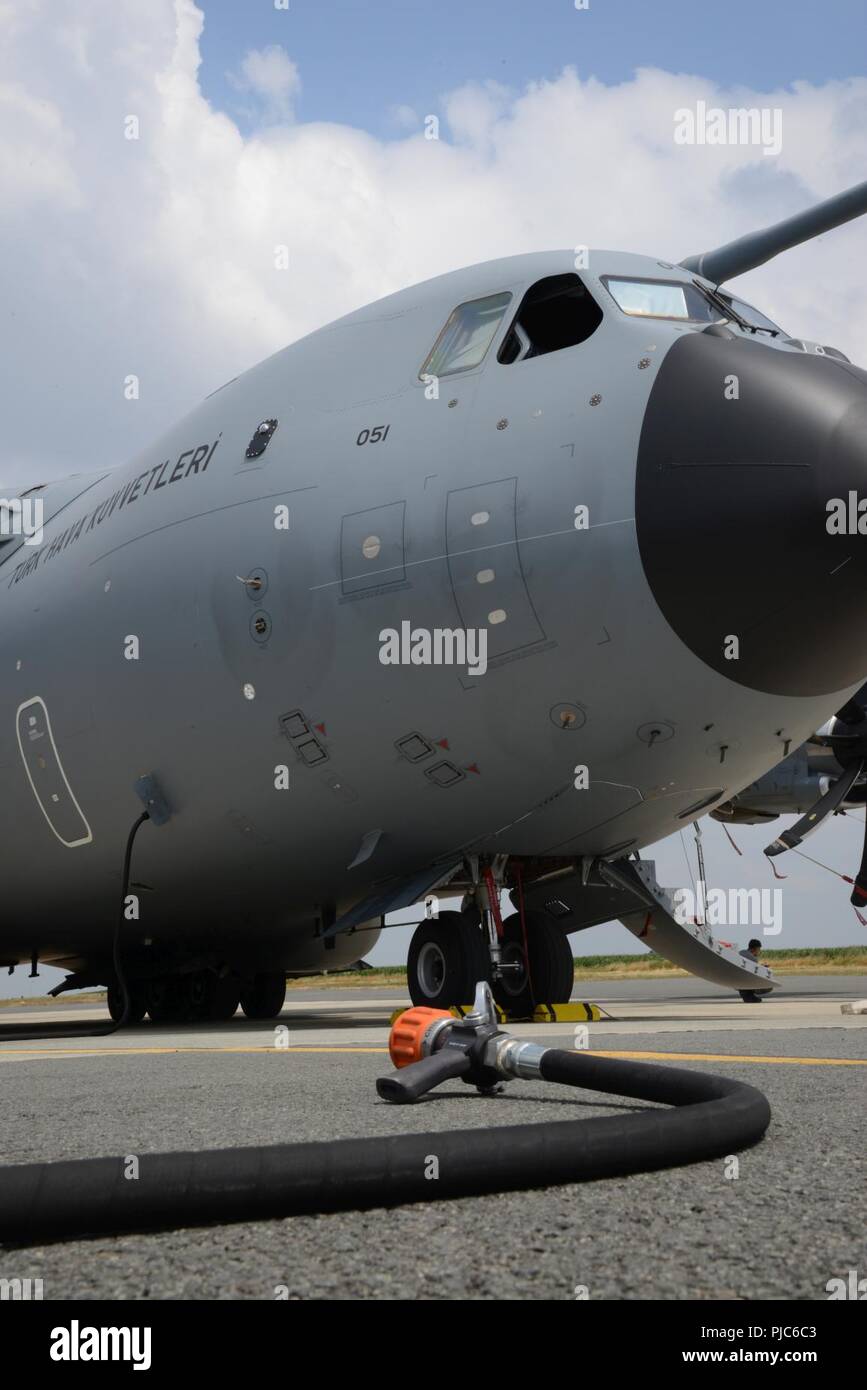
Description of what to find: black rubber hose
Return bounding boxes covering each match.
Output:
[0,1049,770,1246]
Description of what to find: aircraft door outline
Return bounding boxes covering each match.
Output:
[15,696,93,848]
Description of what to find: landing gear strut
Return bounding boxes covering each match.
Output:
[491,910,574,1016]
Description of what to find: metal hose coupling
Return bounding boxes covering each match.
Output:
[491,1035,548,1080]
[376,981,549,1103]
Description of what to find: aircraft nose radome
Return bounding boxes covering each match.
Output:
[635,332,867,698]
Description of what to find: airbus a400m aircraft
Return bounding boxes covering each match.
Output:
[2,181,867,1024]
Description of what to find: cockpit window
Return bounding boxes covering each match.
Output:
[498,274,602,363]
[419,291,512,379]
[604,277,718,322]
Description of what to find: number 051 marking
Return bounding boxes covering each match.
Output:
[356,424,390,446]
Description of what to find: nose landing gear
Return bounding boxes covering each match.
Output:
[405,860,575,1016]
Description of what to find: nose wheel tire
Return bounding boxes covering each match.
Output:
[240,972,287,1020]
[491,911,574,1016]
[407,912,489,1008]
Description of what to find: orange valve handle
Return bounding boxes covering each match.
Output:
[388,1006,452,1069]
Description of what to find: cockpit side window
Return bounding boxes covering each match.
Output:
[603,276,718,322]
[498,274,602,364]
[419,291,512,380]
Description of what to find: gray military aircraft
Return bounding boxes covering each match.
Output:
[2,180,866,1022]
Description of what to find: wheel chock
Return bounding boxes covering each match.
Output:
[390,1001,603,1026]
[532,1002,602,1022]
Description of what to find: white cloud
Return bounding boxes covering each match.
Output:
[444,78,512,148]
[0,79,80,202]
[0,0,865,493]
[228,43,301,124]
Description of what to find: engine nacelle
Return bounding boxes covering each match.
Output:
[712,749,835,823]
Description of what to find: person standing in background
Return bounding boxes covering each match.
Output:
[738,938,772,1002]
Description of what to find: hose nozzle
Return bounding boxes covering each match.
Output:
[377,980,547,1104]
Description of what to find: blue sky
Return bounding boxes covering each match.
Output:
[198,0,867,138]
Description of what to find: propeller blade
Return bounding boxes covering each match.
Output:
[851,820,867,906]
[765,759,864,857]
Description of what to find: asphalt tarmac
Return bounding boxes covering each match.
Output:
[0,975,864,1300]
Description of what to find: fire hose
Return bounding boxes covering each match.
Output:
[0,983,770,1246]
